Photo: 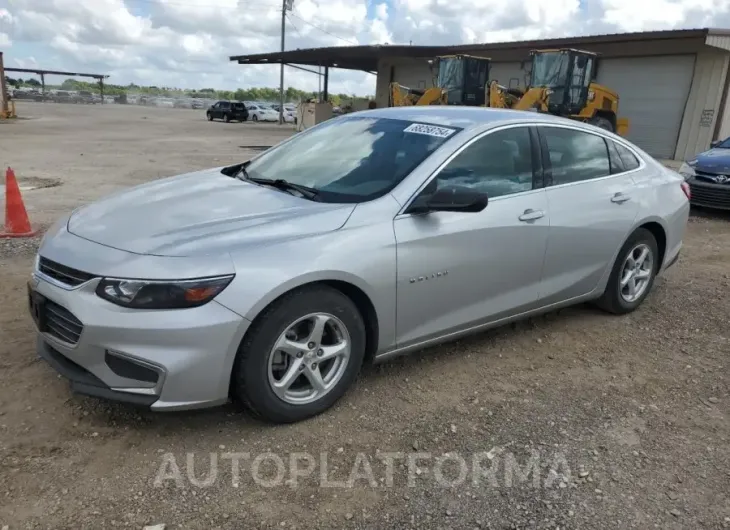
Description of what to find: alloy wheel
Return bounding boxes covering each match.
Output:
[620,243,653,303]
[267,313,351,405]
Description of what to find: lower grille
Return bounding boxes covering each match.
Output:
[38,257,95,287]
[45,301,84,345]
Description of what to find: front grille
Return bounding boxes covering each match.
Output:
[695,169,730,184]
[689,181,730,210]
[45,301,84,345]
[38,257,95,287]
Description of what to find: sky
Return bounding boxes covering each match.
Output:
[1,0,730,96]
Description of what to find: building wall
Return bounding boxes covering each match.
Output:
[675,49,730,160]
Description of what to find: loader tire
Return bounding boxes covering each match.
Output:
[589,116,614,133]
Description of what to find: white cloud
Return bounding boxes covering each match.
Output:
[2,0,730,95]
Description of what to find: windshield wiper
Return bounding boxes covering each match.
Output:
[245,176,320,201]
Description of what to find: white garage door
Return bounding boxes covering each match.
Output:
[596,55,695,159]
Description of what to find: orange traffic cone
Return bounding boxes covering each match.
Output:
[1,167,37,238]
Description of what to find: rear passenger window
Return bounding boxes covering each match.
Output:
[615,142,640,171]
[606,140,625,174]
[542,127,610,185]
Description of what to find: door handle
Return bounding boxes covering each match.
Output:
[518,209,545,222]
[611,192,631,204]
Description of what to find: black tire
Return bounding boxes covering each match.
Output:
[224,113,231,123]
[206,112,213,121]
[252,114,258,122]
[596,228,659,315]
[232,286,366,423]
[589,115,614,132]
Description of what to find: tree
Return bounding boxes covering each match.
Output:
[25,78,41,87]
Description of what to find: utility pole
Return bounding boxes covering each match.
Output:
[0,52,8,118]
[279,0,294,125]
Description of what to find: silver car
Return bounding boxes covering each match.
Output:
[30,107,690,423]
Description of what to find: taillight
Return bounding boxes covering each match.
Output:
[681,181,691,200]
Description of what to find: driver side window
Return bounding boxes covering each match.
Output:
[433,126,535,199]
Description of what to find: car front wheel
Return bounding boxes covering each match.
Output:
[597,228,659,314]
[207,112,213,121]
[252,114,258,122]
[232,286,366,423]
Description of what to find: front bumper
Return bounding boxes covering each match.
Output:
[31,269,250,411]
[688,178,730,210]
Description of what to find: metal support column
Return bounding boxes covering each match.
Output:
[323,66,329,103]
[40,73,45,102]
[0,52,8,116]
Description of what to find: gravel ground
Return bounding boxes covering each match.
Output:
[1,103,729,530]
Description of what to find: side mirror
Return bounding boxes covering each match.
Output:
[409,186,488,214]
[711,140,721,148]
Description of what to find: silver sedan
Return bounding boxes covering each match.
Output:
[30,107,690,423]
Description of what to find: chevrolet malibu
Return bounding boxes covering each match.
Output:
[30,107,690,423]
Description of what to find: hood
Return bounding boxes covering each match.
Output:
[694,148,730,173]
[67,168,355,257]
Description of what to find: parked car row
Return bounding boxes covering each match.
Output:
[11,89,100,104]
[205,100,298,123]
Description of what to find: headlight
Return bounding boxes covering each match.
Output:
[678,162,696,181]
[96,275,234,309]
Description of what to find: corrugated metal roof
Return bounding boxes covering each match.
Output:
[230,28,728,72]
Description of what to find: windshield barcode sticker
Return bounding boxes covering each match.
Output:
[404,123,456,138]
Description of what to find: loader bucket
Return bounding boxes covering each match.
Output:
[616,117,630,137]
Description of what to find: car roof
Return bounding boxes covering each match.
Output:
[356,106,590,132]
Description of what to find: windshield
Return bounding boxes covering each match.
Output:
[244,116,461,203]
[716,138,730,148]
[531,52,570,88]
[438,57,464,91]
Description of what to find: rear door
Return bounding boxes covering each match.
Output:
[537,125,640,305]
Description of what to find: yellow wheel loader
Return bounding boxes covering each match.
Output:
[388,55,518,109]
[511,48,629,135]
[388,50,629,136]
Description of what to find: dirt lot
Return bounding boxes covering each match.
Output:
[1,102,729,530]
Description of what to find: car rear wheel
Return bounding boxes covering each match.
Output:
[252,114,258,122]
[232,286,366,423]
[596,228,659,314]
[224,113,231,123]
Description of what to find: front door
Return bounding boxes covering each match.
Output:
[394,125,550,348]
